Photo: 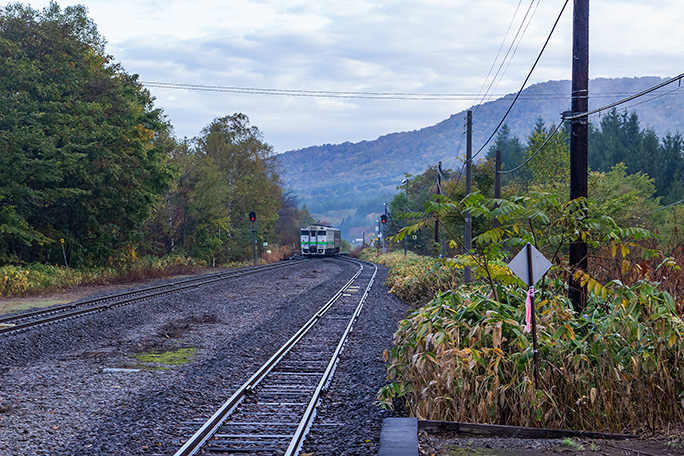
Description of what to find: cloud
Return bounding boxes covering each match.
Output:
[20,0,684,152]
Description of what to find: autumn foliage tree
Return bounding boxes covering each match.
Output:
[145,114,285,263]
[0,3,175,265]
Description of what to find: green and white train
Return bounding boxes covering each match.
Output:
[300,225,341,256]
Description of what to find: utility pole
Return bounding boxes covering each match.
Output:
[435,161,442,257]
[568,0,589,312]
[464,110,473,284]
[403,177,410,256]
[383,203,388,253]
[493,150,502,229]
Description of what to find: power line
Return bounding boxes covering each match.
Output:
[495,74,684,176]
[142,82,483,100]
[140,81,684,103]
[470,0,570,162]
[473,0,536,115]
[563,73,684,121]
[614,84,684,114]
[479,0,543,113]
[496,121,564,175]
[472,0,525,115]
[649,197,684,214]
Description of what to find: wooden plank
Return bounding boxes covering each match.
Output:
[418,420,637,440]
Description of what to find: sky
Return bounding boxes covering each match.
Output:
[16,0,684,153]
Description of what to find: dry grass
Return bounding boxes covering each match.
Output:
[378,279,684,433]
[0,255,201,298]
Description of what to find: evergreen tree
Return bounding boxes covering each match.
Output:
[656,133,684,202]
[486,123,529,188]
[588,109,684,204]
[524,119,570,190]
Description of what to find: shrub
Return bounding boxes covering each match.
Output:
[378,280,684,433]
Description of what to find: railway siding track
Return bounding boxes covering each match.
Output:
[174,257,378,456]
[0,259,308,336]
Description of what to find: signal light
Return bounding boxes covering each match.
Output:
[380,215,387,224]
[249,211,256,222]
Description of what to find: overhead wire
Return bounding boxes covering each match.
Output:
[563,72,684,121]
[478,0,543,114]
[496,121,564,175]
[469,0,570,163]
[140,81,684,103]
[613,84,684,114]
[472,0,531,116]
[496,73,684,176]
[141,82,493,100]
[648,197,684,214]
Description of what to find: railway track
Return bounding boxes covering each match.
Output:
[173,256,378,456]
[0,258,308,336]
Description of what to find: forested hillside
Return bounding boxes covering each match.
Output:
[278,77,684,237]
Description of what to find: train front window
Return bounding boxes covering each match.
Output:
[318,231,326,236]
[310,231,316,237]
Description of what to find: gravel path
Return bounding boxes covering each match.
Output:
[0,258,411,456]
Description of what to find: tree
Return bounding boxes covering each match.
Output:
[388,161,495,256]
[0,3,174,265]
[486,123,528,185]
[274,191,315,252]
[658,133,684,204]
[388,169,441,255]
[149,114,283,263]
[588,163,660,228]
[588,109,657,176]
[524,118,570,190]
[588,109,684,205]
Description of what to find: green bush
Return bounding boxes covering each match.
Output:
[377,190,684,433]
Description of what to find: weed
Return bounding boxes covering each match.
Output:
[562,439,585,450]
[133,347,196,369]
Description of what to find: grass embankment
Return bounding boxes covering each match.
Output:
[0,255,203,299]
[367,249,684,434]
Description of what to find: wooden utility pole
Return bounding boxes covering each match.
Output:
[464,111,473,284]
[493,150,502,229]
[435,161,442,256]
[403,178,409,256]
[568,0,589,311]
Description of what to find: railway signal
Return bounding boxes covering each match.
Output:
[380,215,387,224]
[249,211,257,266]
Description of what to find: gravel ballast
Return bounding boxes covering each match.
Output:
[0,258,411,456]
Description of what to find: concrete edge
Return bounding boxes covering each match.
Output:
[377,417,419,456]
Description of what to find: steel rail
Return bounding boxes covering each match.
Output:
[284,259,377,456]
[0,258,308,335]
[173,257,372,456]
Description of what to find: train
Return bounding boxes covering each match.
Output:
[300,225,341,256]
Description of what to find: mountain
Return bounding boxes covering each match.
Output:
[277,76,684,238]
